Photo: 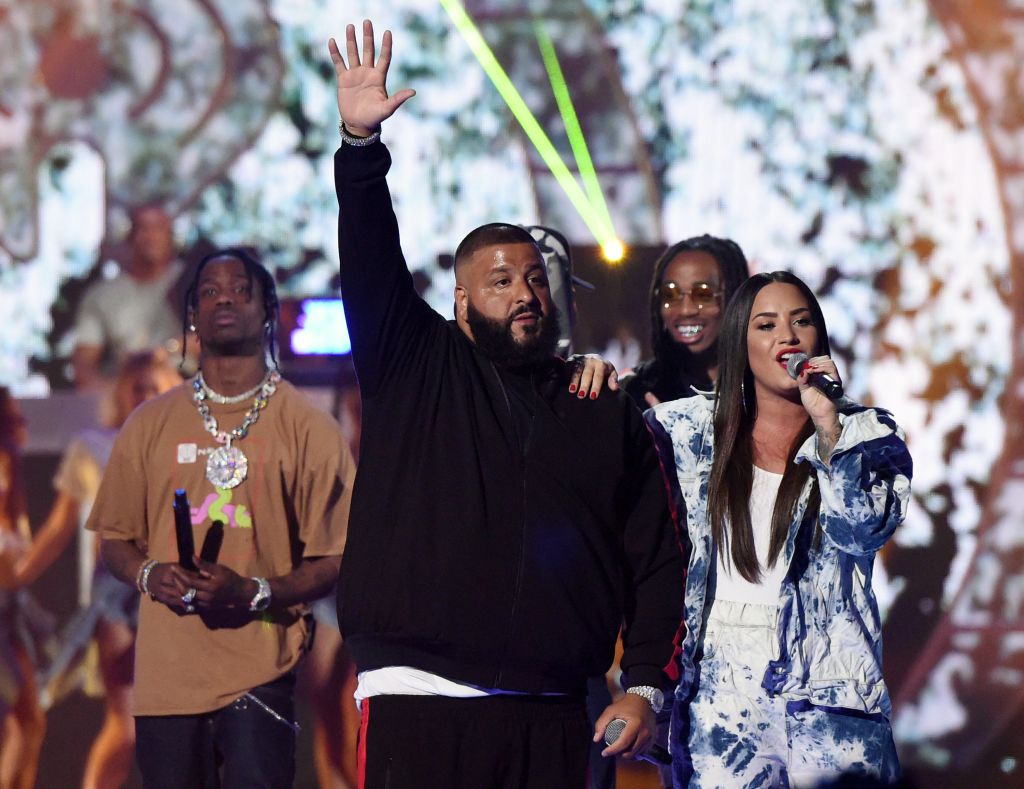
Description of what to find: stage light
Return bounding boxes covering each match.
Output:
[439,0,621,253]
[601,239,625,263]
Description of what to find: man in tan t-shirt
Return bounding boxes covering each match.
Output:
[88,247,353,788]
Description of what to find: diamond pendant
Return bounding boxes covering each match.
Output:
[205,444,248,489]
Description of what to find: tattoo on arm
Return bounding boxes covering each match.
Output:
[816,421,842,464]
[305,558,339,590]
[269,556,341,607]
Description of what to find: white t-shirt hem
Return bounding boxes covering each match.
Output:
[354,666,566,709]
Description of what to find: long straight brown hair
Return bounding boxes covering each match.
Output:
[707,272,828,583]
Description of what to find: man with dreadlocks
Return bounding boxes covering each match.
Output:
[87,248,354,787]
[622,235,750,409]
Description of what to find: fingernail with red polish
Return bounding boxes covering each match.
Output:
[590,391,598,399]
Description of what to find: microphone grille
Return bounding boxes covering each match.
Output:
[603,718,627,747]
[785,352,808,380]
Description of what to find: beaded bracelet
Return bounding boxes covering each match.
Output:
[338,120,381,147]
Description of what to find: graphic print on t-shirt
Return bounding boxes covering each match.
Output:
[190,488,252,529]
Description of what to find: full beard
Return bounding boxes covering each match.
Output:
[466,301,561,368]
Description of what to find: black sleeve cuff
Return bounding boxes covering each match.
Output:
[621,664,673,692]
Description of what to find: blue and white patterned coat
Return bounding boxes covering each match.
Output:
[646,394,912,718]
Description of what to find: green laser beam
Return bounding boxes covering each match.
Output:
[438,0,618,246]
[532,19,617,241]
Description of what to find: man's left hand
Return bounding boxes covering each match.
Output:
[569,354,619,399]
[593,692,656,759]
[191,559,255,609]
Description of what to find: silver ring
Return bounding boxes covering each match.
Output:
[182,588,197,605]
[185,604,196,614]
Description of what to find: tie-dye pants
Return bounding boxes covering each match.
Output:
[671,599,899,788]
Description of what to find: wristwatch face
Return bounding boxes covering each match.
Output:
[630,685,665,713]
[250,578,271,612]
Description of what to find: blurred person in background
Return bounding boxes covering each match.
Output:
[300,382,363,789]
[14,350,181,789]
[302,575,359,789]
[72,205,190,390]
[622,235,749,408]
[0,388,47,789]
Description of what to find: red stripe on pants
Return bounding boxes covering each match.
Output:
[357,698,371,789]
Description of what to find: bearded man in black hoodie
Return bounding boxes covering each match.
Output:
[330,21,685,789]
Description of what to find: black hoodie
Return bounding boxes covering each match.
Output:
[334,141,684,696]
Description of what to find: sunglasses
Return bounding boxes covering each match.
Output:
[658,281,722,310]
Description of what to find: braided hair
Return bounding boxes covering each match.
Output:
[182,247,280,368]
[622,234,751,406]
[648,234,750,361]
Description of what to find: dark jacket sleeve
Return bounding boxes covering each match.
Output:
[619,371,648,411]
[334,141,445,397]
[618,403,686,690]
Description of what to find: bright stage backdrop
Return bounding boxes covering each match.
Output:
[1,0,1021,784]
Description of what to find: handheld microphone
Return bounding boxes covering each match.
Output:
[172,489,198,572]
[603,718,671,766]
[200,520,225,564]
[785,352,844,401]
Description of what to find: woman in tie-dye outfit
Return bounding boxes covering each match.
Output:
[647,271,911,788]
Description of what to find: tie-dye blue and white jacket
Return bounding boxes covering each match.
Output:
[646,394,912,718]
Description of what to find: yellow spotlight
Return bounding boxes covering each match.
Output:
[601,238,625,263]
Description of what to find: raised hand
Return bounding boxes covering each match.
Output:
[328,20,415,137]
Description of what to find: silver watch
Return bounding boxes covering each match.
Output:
[627,685,665,714]
[248,576,271,612]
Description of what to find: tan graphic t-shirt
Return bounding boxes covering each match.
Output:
[87,379,353,715]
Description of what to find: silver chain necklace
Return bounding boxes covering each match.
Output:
[192,370,281,489]
[198,370,271,404]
